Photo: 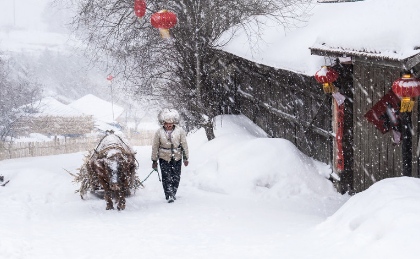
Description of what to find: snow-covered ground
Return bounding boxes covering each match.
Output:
[1,115,419,259]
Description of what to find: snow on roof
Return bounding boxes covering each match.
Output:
[219,0,420,76]
[35,97,84,117]
[310,0,420,62]
[68,94,124,123]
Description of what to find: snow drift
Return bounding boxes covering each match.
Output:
[187,115,337,200]
[307,177,420,259]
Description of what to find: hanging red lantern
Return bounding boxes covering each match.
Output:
[134,0,146,19]
[151,10,177,39]
[392,73,420,112]
[315,66,339,94]
[107,75,114,81]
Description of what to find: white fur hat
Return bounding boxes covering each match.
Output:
[158,108,180,125]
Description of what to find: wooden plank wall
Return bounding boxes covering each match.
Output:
[222,53,333,165]
[353,61,418,192]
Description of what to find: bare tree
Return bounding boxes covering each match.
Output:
[0,56,41,141]
[69,0,311,140]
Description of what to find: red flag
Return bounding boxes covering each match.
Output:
[364,89,401,134]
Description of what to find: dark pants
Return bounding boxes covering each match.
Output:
[159,158,182,199]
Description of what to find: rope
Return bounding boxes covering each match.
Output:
[141,169,157,184]
[136,168,161,188]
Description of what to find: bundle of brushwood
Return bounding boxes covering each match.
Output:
[70,131,141,210]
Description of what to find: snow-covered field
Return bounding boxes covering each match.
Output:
[1,115,420,259]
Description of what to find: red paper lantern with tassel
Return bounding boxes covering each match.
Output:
[392,73,420,112]
[134,0,146,18]
[151,10,177,38]
[315,66,339,94]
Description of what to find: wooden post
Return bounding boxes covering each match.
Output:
[402,112,412,176]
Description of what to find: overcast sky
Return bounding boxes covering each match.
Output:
[0,0,78,53]
[0,0,52,30]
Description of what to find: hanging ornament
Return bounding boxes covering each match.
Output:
[392,73,420,112]
[134,0,146,19]
[107,75,114,81]
[151,10,177,39]
[315,66,339,94]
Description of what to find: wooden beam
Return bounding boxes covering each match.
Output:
[405,54,420,70]
[311,47,420,70]
[354,56,403,69]
[310,48,346,58]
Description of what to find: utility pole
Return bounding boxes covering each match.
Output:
[13,0,16,26]
[110,81,115,121]
[107,75,115,121]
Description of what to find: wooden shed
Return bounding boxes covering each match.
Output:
[310,47,420,193]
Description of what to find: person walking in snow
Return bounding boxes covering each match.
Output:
[151,109,189,203]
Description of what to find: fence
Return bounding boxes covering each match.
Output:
[0,130,155,161]
[216,51,333,165]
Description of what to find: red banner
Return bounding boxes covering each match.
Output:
[336,101,344,171]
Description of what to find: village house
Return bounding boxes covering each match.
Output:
[215,0,420,193]
[68,94,125,133]
[14,96,94,137]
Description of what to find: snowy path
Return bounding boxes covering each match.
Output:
[2,115,420,259]
[0,144,344,259]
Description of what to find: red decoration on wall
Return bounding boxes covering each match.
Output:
[336,101,344,171]
[392,73,420,112]
[364,90,400,134]
[135,0,146,18]
[315,66,339,93]
[151,10,177,38]
[364,89,402,144]
[107,75,114,81]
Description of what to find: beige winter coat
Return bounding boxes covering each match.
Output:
[151,125,189,162]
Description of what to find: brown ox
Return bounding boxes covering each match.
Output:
[87,133,137,210]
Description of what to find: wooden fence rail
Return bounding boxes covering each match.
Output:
[0,130,155,161]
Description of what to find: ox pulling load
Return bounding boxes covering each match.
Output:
[72,131,141,210]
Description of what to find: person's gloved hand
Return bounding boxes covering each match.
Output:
[183,161,189,167]
[152,161,157,170]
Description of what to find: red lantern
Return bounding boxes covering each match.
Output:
[135,0,146,19]
[392,73,420,112]
[315,66,339,94]
[151,10,177,38]
[107,75,114,81]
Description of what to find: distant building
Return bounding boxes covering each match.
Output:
[68,94,125,133]
[15,97,94,137]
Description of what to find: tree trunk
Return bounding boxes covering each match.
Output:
[204,120,215,141]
